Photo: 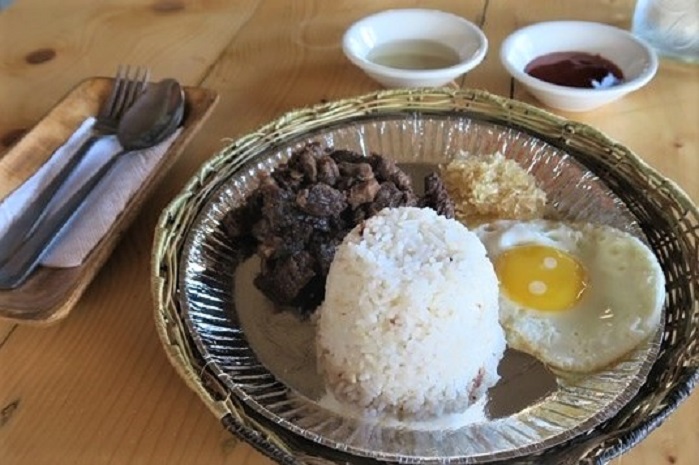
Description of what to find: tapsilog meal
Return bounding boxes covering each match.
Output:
[229,143,666,422]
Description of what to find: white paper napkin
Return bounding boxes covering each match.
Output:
[0,117,181,268]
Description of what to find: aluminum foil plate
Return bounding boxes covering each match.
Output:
[178,115,663,463]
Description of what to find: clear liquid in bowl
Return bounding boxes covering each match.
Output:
[367,39,461,70]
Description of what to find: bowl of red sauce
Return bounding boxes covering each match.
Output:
[500,21,658,112]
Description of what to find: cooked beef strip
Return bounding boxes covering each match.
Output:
[421,172,456,219]
[296,184,347,216]
[329,149,365,164]
[292,148,318,182]
[310,233,345,276]
[338,161,374,181]
[365,182,404,216]
[369,153,413,191]
[316,155,339,186]
[253,251,316,306]
[347,178,381,208]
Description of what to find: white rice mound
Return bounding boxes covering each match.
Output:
[316,207,506,419]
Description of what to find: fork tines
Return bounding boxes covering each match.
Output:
[103,65,151,121]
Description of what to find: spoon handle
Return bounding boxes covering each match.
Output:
[0,150,125,289]
[0,134,100,264]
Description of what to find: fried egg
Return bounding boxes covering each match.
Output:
[474,220,665,373]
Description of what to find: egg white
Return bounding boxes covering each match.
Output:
[474,220,665,373]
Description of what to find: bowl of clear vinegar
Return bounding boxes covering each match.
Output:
[343,9,488,88]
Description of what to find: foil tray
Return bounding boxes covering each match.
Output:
[176,114,662,463]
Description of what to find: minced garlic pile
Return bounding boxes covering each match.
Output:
[440,152,547,227]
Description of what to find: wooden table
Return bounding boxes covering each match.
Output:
[0,1,696,464]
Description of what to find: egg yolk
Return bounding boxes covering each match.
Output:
[494,244,588,312]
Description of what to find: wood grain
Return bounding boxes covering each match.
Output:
[0,0,260,154]
[0,1,696,464]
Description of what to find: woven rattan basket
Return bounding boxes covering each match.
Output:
[152,88,698,465]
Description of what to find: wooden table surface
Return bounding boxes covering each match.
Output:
[0,1,697,464]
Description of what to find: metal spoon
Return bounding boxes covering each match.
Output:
[0,78,185,289]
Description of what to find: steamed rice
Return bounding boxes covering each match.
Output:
[316,207,505,419]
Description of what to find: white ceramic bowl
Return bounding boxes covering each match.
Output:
[342,9,488,88]
[500,21,659,112]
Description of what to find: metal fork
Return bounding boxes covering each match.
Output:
[0,65,150,266]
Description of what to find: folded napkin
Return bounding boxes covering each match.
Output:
[0,117,181,268]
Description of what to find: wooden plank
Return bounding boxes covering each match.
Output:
[614,390,699,465]
[0,0,261,157]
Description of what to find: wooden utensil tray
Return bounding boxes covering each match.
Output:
[0,77,218,324]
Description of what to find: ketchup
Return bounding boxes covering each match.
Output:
[524,51,624,88]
